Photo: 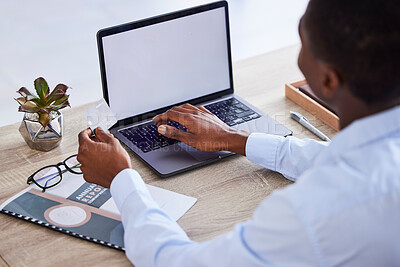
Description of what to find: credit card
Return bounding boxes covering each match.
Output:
[83,99,117,133]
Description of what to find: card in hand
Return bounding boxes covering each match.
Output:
[83,99,117,133]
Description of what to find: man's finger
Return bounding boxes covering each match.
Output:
[198,106,213,114]
[171,106,200,115]
[95,127,114,143]
[152,114,163,123]
[78,128,94,145]
[153,110,191,126]
[158,125,190,141]
[175,103,210,115]
[175,104,212,116]
[180,103,199,111]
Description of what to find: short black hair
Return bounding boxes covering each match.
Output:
[303,0,400,105]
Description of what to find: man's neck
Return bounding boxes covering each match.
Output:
[336,88,400,130]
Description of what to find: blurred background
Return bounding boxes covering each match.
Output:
[0,0,308,127]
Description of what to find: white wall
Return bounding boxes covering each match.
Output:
[0,0,308,127]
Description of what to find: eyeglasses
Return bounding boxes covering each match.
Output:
[27,154,82,192]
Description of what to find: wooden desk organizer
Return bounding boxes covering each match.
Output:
[285,80,340,131]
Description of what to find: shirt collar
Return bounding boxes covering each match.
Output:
[329,105,400,152]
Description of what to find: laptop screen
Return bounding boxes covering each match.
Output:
[100,5,231,121]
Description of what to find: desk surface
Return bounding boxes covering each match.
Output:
[0,44,336,266]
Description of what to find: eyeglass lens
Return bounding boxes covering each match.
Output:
[65,155,82,174]
[32,166,62,188]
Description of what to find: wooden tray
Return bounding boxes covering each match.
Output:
[285,80,340,131]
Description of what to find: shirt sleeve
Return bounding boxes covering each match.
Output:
[110,169,318,267]
[246,133,329,181]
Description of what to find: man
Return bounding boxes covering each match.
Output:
[77,0,400,266]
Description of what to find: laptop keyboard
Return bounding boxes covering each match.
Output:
[119,121,186,153]
[204,98,260,126]
[119,98,260,153]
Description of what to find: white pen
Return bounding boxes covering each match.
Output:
[290,111,331,141]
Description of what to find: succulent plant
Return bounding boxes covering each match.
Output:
[15,77,70,127]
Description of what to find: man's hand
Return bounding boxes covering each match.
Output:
[152,103,250,155]
[77,127,132,188]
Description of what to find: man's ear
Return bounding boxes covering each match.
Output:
[320,64,342,100]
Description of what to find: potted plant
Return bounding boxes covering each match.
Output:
[16,77,70,151]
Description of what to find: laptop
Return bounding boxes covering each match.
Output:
[96,0,292,177]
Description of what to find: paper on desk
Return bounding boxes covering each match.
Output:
[83,98,117,132]
[146,184,197,221]
[29,172,197,222]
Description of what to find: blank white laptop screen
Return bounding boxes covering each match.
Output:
[102,7,230,120]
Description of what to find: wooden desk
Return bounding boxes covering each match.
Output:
[0,44,336,266]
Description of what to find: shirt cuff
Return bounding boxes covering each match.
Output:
[245,133,285,171]
[110,168,150,210]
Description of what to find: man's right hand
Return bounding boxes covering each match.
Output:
[77,127,132,188]
[152,103,250,156]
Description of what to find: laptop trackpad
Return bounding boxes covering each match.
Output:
[178,142,223,161]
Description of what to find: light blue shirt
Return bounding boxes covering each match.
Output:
[110,105,400,266]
